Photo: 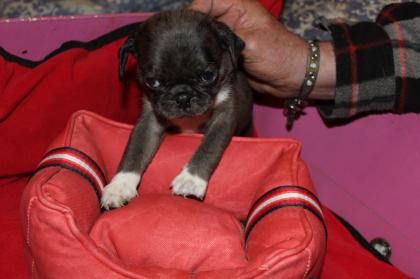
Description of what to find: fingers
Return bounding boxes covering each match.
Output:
[188,0,212,14]
[188,0,235,18]
[189,0,244,34]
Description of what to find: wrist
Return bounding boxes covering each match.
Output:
[281,33,308,96]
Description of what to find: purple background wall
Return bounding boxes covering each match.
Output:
[1,14,419,277]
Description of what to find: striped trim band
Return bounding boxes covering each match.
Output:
[245,186,326,242]
[35,147,107,202]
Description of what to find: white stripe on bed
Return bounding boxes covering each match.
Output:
[39,153,104,190]
[246,192,323,228]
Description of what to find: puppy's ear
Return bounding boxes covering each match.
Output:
[213,21,245,67]
[118,23,146,80]
[118,35,136,81]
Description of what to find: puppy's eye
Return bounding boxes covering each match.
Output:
[144,78,161,89]
[199,70,217,83]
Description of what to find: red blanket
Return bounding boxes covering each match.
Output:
[0,25,141,278]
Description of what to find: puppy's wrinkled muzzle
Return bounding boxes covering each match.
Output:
[171,84,196,110]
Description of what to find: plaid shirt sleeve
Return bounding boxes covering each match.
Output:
[317,2,420,120]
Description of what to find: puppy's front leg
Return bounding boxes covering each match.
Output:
[101,102,164,209]
[171,112,235,199]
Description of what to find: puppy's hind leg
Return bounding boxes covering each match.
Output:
[101,101,164,209]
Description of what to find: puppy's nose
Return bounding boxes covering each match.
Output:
[175,93,192,108]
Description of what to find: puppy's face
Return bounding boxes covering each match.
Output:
[132,10,244,119]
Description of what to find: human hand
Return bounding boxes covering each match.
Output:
[189,0,335,100]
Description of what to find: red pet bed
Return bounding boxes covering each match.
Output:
[20,111,409,278]
[22,110,327,278]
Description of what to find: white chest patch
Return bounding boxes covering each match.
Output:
[215,86,231,106]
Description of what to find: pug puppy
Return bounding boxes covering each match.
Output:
[101,10,253,209]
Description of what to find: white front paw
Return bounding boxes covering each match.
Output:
[171,167,208,199]
[101,172,140,210]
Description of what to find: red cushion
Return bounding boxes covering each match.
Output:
[21,110,326,278]
[90,194,247,272]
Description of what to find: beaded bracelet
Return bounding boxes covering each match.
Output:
[284,40,320,130]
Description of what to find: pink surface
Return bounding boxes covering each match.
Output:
[254,106,420,277]
[1,14,419,277]
[0,14,151,61]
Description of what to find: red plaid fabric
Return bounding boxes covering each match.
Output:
[318,2,420,120]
